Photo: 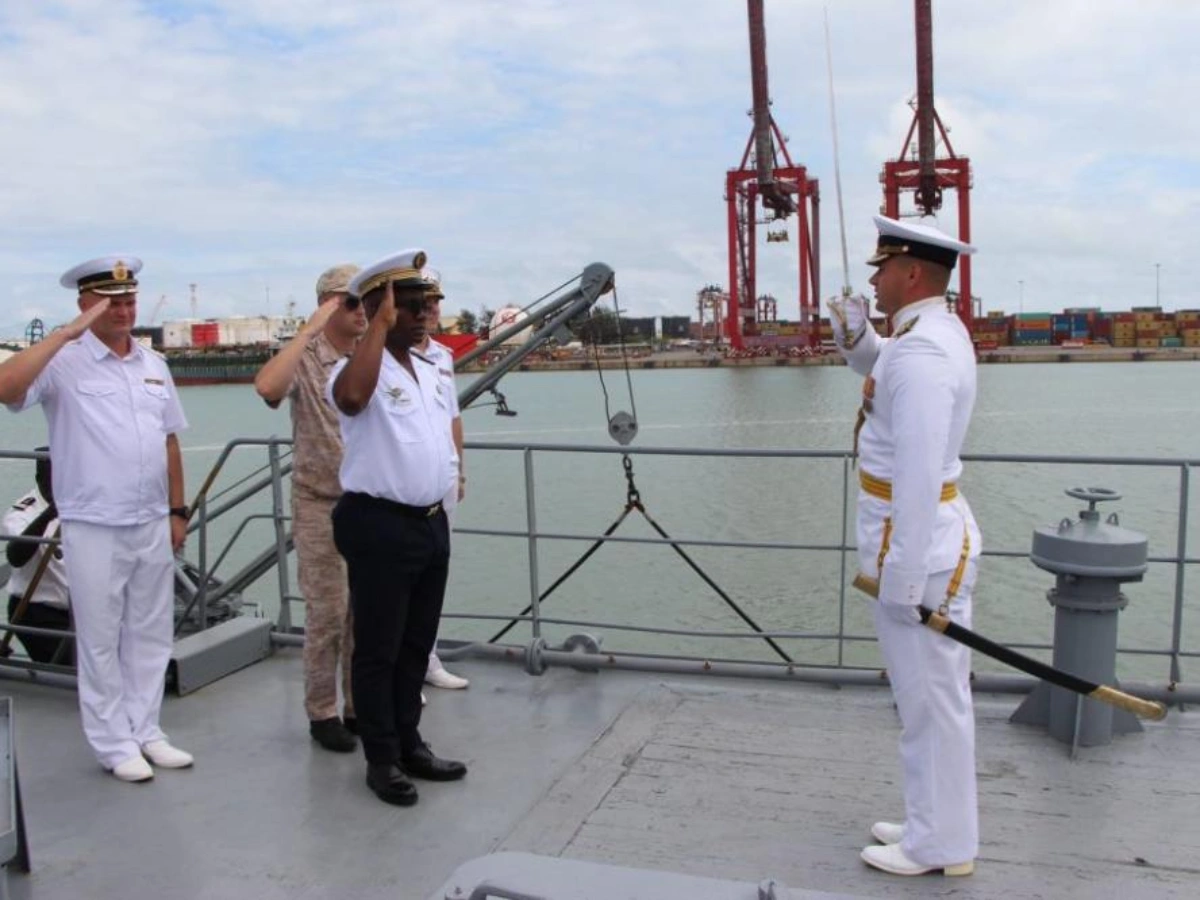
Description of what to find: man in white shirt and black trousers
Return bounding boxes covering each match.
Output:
[327,249,467,806]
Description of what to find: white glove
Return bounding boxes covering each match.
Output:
[827,294,871,349]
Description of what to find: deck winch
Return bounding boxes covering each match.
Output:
[1011,487,1148,749]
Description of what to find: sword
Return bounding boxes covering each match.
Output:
[854,577,1167,721]
[916,604,1167,721]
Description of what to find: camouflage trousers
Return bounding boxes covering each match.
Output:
[293,490,354,721]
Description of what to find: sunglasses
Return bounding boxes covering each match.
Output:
[397,296,431,316]
[344,289,432,316]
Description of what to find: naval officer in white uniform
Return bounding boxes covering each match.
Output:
[327,250,467,806]
[831,216,981,876]
[415,268,470,694]
[0,256,194,783]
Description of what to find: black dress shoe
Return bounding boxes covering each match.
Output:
[342,716,358,736]
[401,742,467,781]
[310,717,357,753]
[366,763,418,806]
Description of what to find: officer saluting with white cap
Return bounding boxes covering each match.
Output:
[830,217,983,877]
[325,249,466,806]
[0,256,194,783]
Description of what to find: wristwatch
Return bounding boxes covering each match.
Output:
[169,506,189,520]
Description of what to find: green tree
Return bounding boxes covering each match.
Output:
[456,308,478,335]
[573,309,623,345]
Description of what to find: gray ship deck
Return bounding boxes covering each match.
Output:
[4,650,1198,899]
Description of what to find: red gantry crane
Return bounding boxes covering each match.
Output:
[881,0,974,331]
[725,0,820,351]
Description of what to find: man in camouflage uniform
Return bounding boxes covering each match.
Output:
[254,264,366,751]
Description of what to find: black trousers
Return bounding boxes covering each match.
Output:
[7,595,74,665]
[332,492,450,765]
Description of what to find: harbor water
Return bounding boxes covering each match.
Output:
[3,361,1198,682]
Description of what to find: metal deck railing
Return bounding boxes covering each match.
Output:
[1,441,1196,703]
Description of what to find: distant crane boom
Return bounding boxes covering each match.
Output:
[915,0,940,214]
[747,0,794,216]
[880,0,974,331]
[724,0,820,351]
[149,294,168,326]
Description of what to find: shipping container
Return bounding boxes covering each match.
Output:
[1012,331,1052,346]
[661,315,691,338]
[191,322,219,347]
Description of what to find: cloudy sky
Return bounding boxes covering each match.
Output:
[0,0,1196,335]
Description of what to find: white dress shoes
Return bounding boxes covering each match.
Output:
[142,740,194,769]
[870,821,905,845]
[425,666,469,690]
[112,755,154,783]
[861,842,974,877]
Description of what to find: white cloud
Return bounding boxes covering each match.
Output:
[0,0,1196,335]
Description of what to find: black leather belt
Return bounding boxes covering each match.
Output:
[344,491,443,519]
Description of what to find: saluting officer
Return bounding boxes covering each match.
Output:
[0,256,194,783]
[327,250,466,806]
[254,263,365,753]
[415,268,470,693]
[831,216,982,877]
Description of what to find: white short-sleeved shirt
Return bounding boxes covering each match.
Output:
[423,339,461,419]
[6,330,189,525]
[326,349,456,507]
[2,490,70,609]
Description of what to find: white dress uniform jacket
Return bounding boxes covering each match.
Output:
[844,297,981,605]
[326,350,456,507]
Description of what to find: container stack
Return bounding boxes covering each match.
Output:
[1180,311,1200,348]
[1133,307,1162,349]
[1111,313,1136,347]
[1056,309,1095,344]
[972,312,1010,348]
[1011,313,1052,346]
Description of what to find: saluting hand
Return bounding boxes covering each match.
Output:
[61,299,111,340]
[304,295,342,336]
[376,279,398,331]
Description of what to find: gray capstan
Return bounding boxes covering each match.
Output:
[1012,488,1148,750]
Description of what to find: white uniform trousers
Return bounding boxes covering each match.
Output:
[427,475,458,674]
[61,519,175,769]
[873,560,979,866]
